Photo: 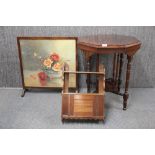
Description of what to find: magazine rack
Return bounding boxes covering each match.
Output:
[61,63,105,121]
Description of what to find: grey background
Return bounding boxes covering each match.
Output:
[0,26,155,88]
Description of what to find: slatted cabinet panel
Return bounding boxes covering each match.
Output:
[62,63,105,121]
[62,94,104,120]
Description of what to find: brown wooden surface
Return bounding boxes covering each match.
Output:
[98,63,105,94]
[62,94,104,120]
[96,54,99,92]
[118,53,124,92]
[64,71,104,75]
[78,34,141,56]
[123,55,132,110]
[62,64,105,121]
[17,38,25,90]
[78,34,141,48]
[17,37,77,40]
[113,53,117,81]
[63,63,69,93]
[78,34,141,110]
[116,54,120,81]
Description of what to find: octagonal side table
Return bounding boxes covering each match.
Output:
[78,34,141,110]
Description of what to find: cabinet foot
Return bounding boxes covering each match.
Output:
[21,89,27,97]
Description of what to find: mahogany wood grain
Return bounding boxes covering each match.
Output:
[62,94,104,120]
[86,56,91,93]
[78,34,141,110]
[78,34,141,50]
[96,54,99,92]
[64,71,104,75]
[118,53,124,92]
[116,54,120,81]
[98,63,105,94]
[62,64,105,121]
[113,54,117,81]
[123,55,132,110]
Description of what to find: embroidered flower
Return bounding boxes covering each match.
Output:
[38,72,48,81]
[50,53,60,61]
[52,62,61,72]
[43,58,53,68]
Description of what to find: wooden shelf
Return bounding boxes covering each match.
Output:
[63,71,104,75]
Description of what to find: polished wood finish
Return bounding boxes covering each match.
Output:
[62,64,105,121]
[78,34,141,110]
[116,54,120,82]
[62,94,104,120]
[98,64,105,94]
[63,64,69,93]
[78,34,141,51]
[96,54,99,92]
[86,54,91,93]
[64,71,104,75]
[113,53,117,81]
[123,55,132,110]
[118,53,124,92]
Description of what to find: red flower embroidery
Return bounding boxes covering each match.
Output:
[50,53,60,61]
[38,72,48,86]
[38,72,48,80]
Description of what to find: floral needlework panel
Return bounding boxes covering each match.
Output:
[20,40,76,88]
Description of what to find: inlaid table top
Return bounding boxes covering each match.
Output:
[78,34,141,56]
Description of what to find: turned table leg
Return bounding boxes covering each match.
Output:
[112,53,117,82]
[123,55,132,110]
[112,53,120,93]
[96,54,99,92]
[118,53,124,92]
[84,51,93,93]
[86,57,91,93]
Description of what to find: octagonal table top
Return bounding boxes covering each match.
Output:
[78,34,141,56]
[78,34,141,48]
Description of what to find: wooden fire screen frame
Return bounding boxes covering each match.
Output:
[17,37,78,97]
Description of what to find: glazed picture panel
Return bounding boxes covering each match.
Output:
[18,39,76,88]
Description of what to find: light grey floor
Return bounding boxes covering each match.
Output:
[0,88,155,129]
